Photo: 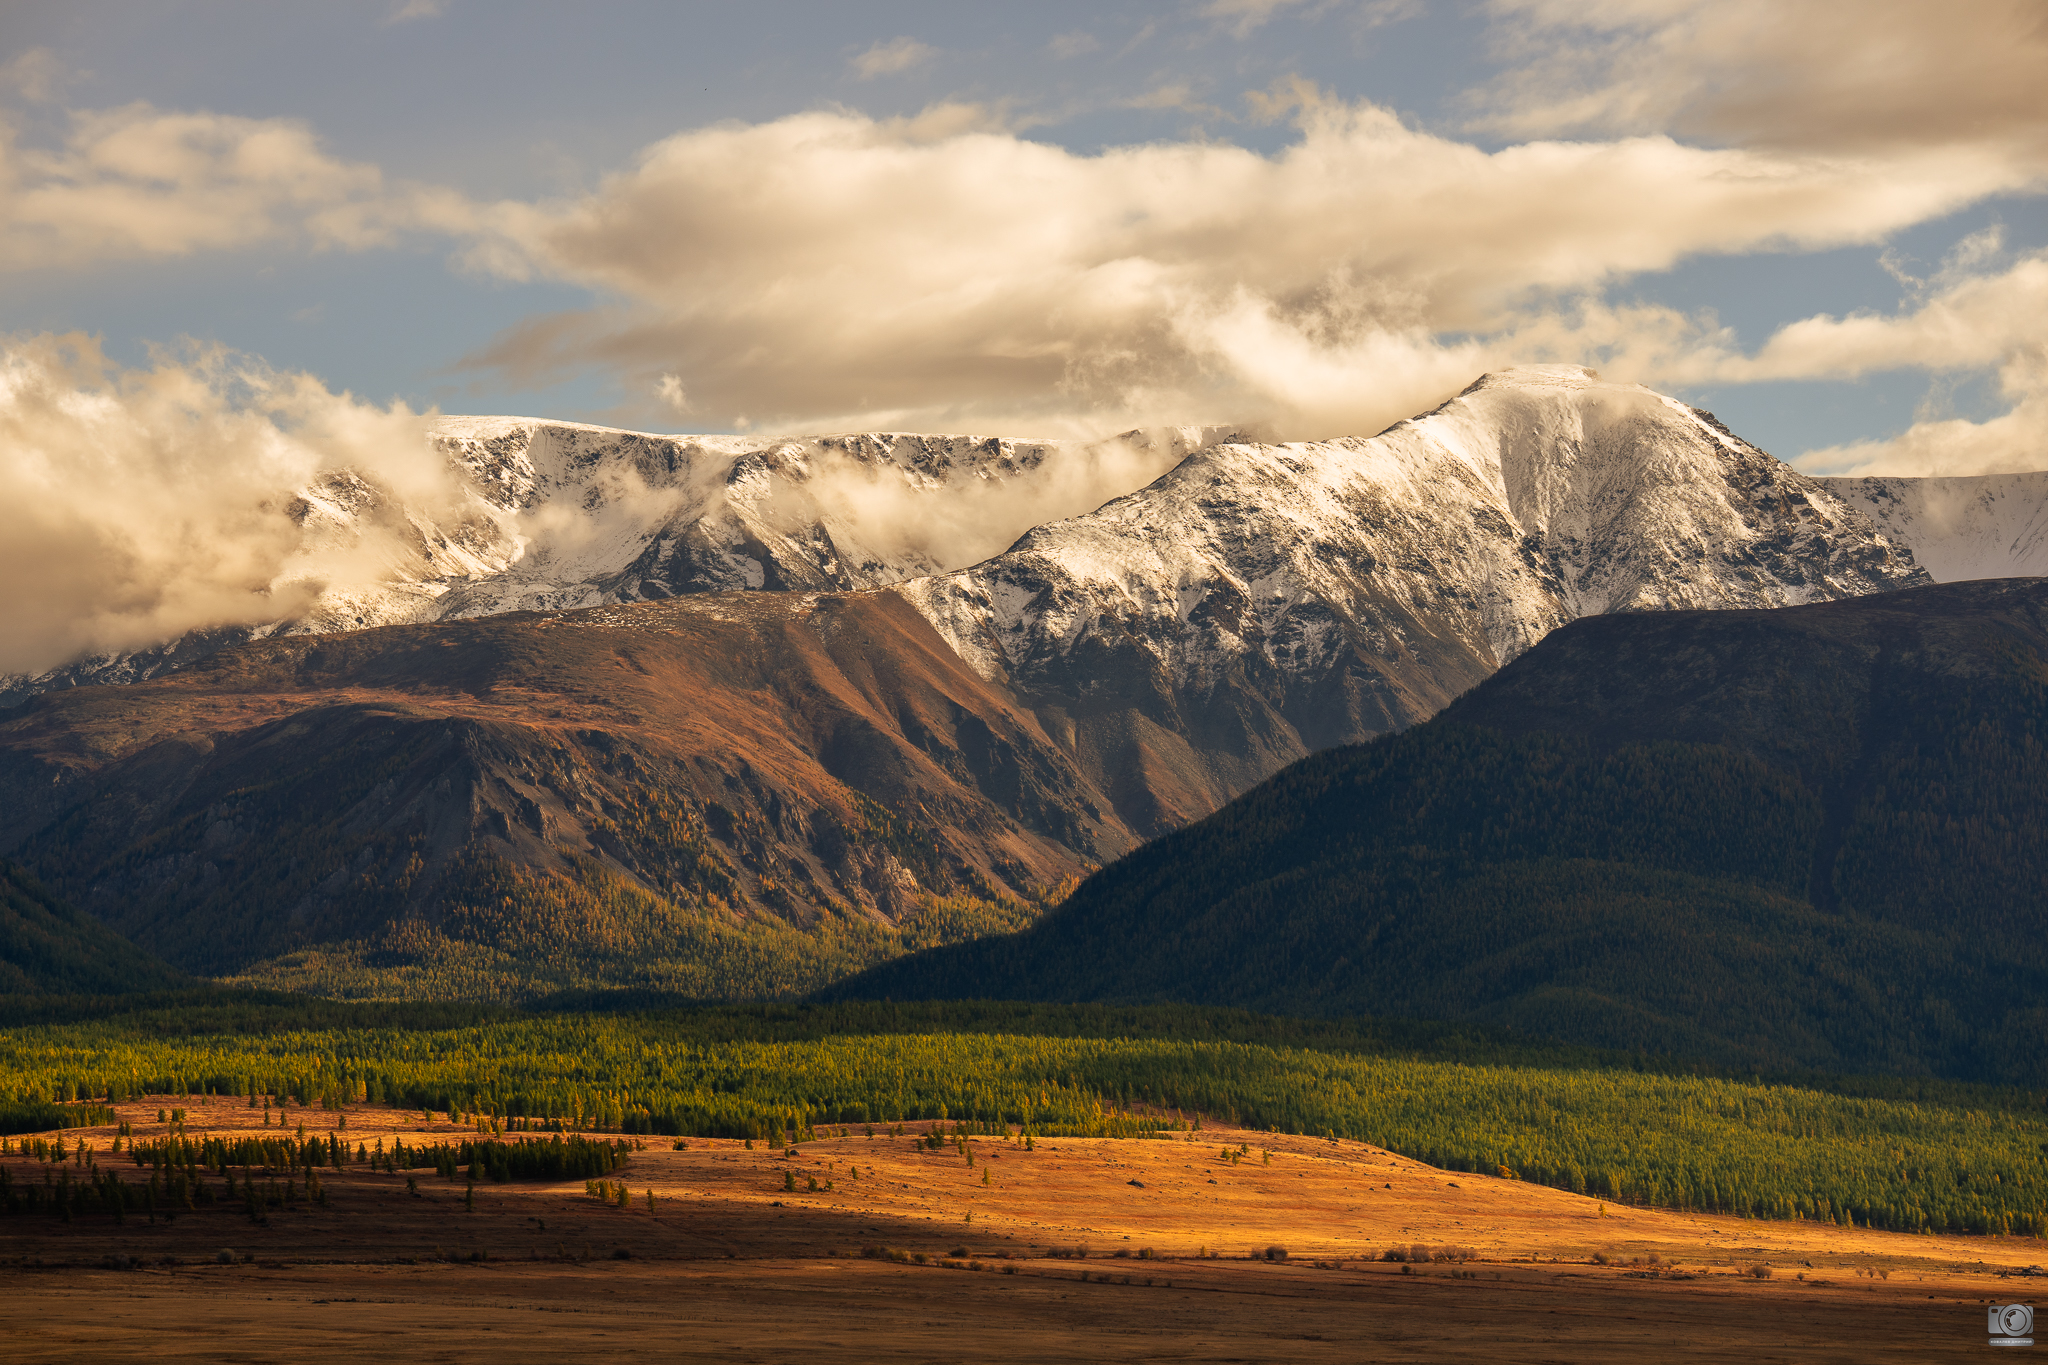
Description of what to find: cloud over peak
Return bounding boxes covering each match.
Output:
[453,84,2037,441]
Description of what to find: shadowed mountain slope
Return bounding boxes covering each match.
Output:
[0,859,186,995]
[0,592,1137,1000]
[827,579,2048,1083]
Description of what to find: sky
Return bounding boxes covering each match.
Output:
[3,1,2046,479]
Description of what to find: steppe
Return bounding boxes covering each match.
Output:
[3,1096,2039,1362]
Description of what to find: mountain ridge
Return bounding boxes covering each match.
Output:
[3,419,1244,705]
[825,577,2048,1083]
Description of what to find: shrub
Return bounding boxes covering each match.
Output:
[1747,1264,1772,1279]
[1264,1246,1289,1262]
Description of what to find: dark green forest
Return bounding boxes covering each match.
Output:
[0,859,186,996]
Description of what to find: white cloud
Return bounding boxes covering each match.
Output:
[0,333,443,674]
[1796,358,2048,478]
[1711,250,2048,476]
[3,5,2043,467]
[0,103,473,271]
[1721,253,2048,385]
[851,37,938,80]
[654,372,690,415]
[459,84,2043,439]
[1047,31,1100,59]
[1122,84,1222,117]
[1205,0,1419,40]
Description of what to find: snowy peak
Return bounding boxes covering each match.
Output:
[893,368,1927,831]
[1399,367,1911,615]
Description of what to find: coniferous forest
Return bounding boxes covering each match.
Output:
[2,993,2045,1238]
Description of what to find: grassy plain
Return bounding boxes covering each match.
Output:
[1,1095,2040,1362]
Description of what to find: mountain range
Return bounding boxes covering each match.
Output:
[2,367,2042,1007]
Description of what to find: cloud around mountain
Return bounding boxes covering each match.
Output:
[0,333,438,674]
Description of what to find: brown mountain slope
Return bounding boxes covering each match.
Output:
[0,592,1134,999]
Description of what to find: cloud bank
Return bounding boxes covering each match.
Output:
[458,75,2038,443]
[0,333,438,674]
[1,4,2043,490]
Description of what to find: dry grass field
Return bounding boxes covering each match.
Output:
[3,1095,2042,1361]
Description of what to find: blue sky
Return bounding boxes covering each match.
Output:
[4,0,2046,469]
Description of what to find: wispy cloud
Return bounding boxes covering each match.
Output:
[1204,0,1417,40]
[383,0,447,25]
[1122,83,1224,118]
[850,37,937,80]
[1473,0,2048,157]
[1,47,81,104]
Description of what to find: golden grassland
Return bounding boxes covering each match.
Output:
[1,1095,2040,1362]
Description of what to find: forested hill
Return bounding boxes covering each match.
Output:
[826,579,2048,1085]
[0,859,187,995]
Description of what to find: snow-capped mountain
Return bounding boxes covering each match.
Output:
[1,419,1237,703]
[1818,473,2048,583]
[0,365,2009,997]
[896,366,1930,832]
